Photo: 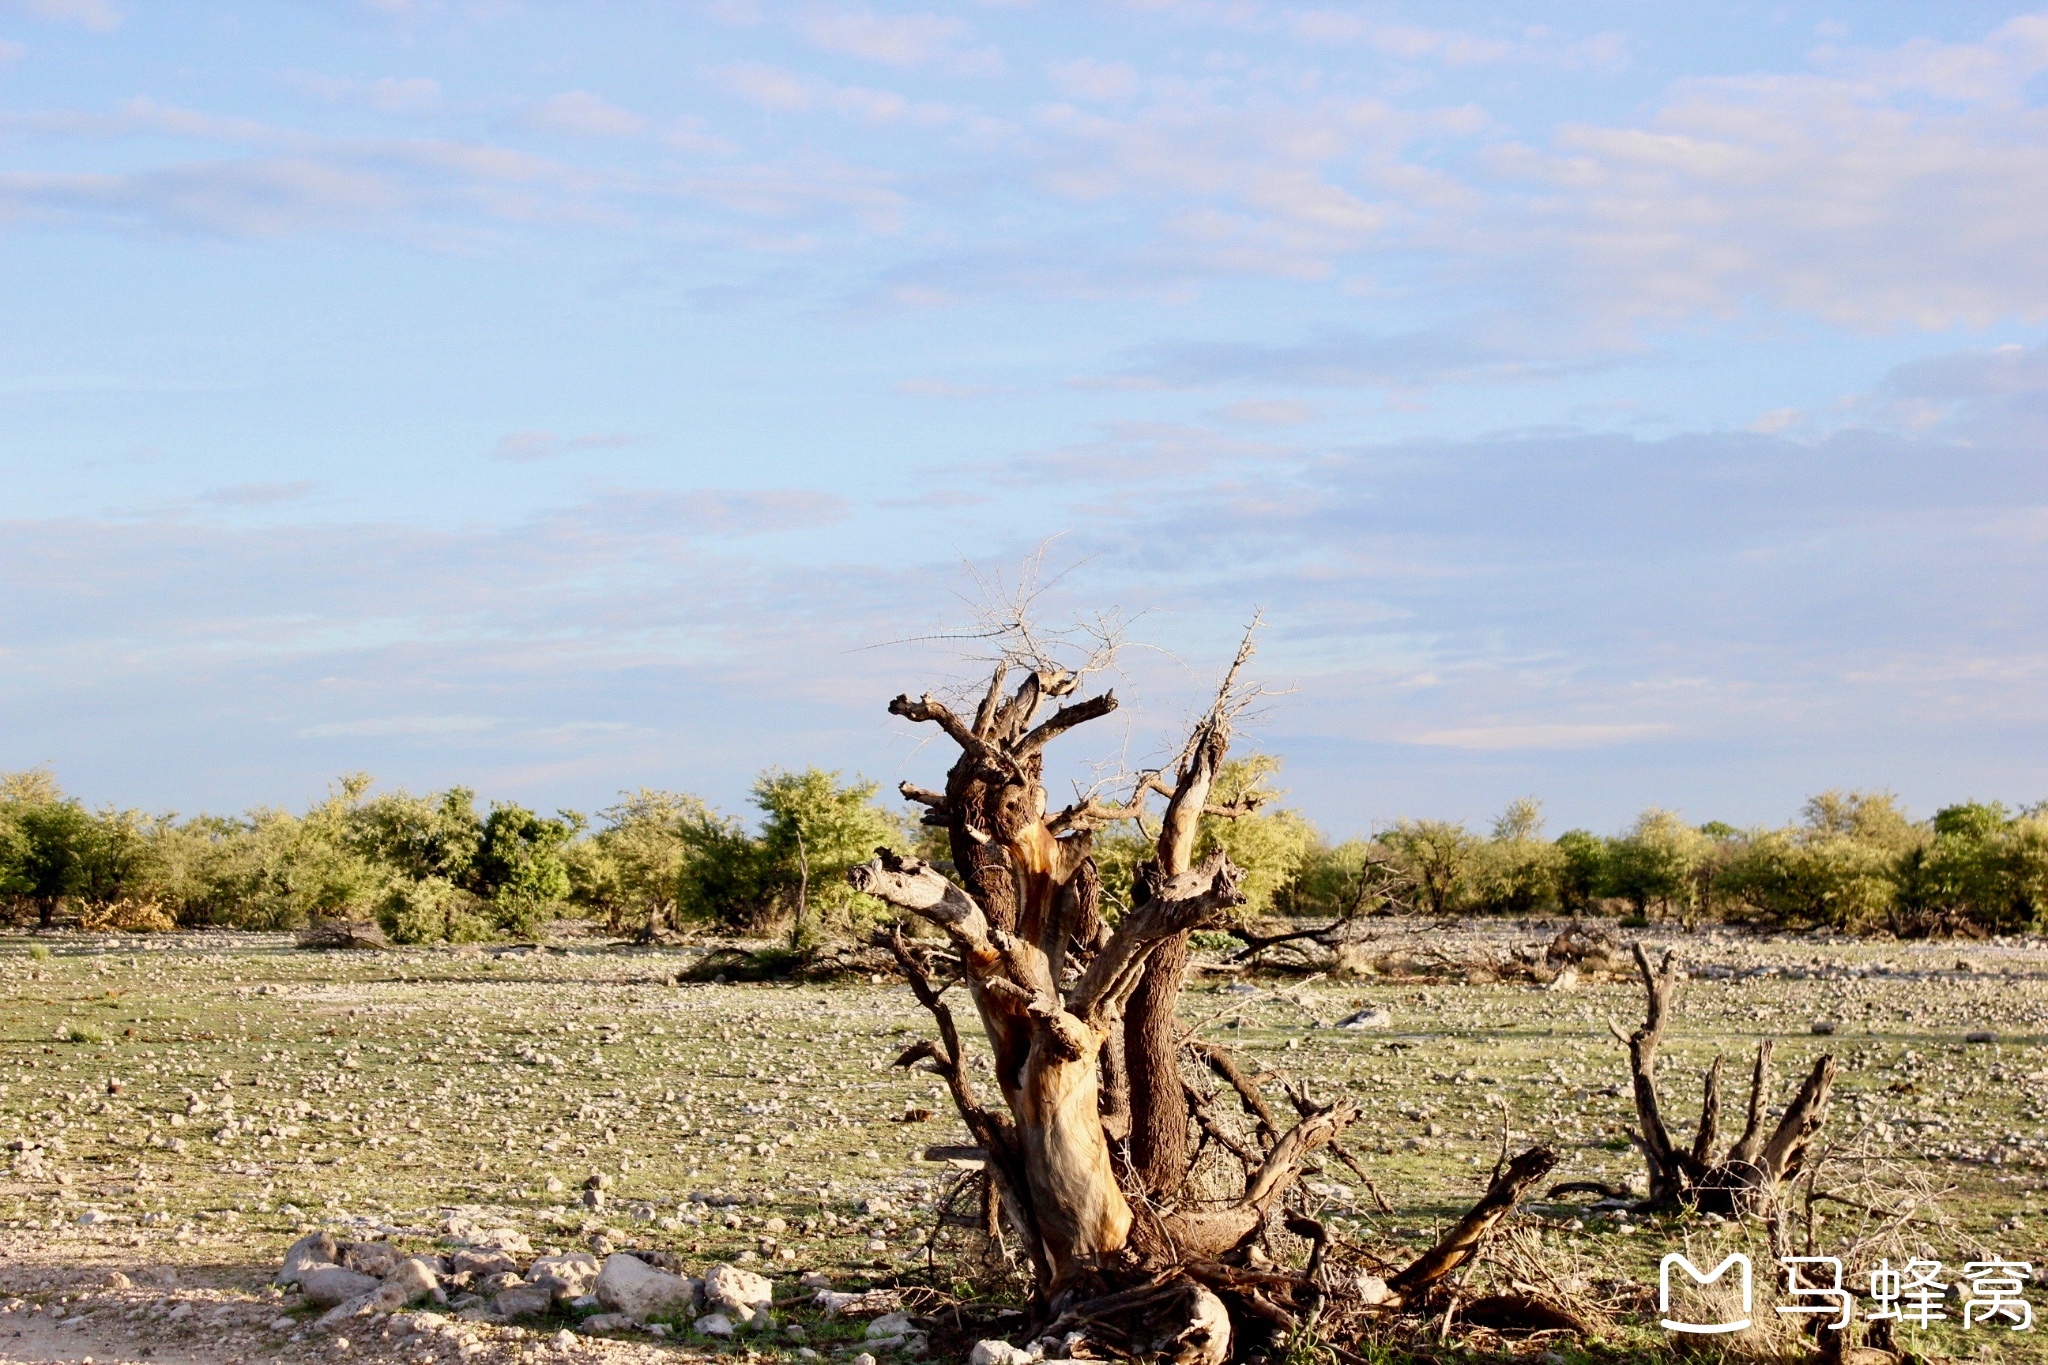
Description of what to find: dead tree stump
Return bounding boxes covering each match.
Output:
[852,615,1563,1360]
[1600,942,1837,1216]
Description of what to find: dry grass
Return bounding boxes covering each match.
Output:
[1,919,2045,1363]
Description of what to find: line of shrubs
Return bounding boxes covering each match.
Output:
[4,765,2043,941]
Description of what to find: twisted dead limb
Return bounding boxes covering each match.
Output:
[855,609,1570,1360]
[1583,943,1838,1216]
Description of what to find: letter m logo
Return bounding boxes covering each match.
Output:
[1660,1253,1753,1334]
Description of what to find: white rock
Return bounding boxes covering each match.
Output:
[382,1257,441,1309]
[1337,1007,1391,1029]
[703,1263,774,1322]
[470,1227,532,1255]
[855,1354,878,1365]
[493,1282,554,1318]
[1545,967,1579,993]
[867,1313,915,1339]
[277,1230,338,1286]
[528,1252,602,1304]
[554,1328,577,1348]
[302,1266,380,1308]
[594,1254,698,1323]
[694,1313,736,1337]
[799,1271,833,1291]
[970,1340,1035,1365]
[342,1242,402,1278]
[1353,1275,1393,1306]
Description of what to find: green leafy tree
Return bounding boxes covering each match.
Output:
[752,767,904,946]
[1552,830,1609,914]
[1,770,99,928]
[1381,818,1477,916]
[1713,791,1918,931]
[1190,757,1322,918]
[1469,797,1563,915]
[1606,809,1709,921]
[469,803,581,935]
[571,789,716,936]
[674,807,767,931]
[349,787,483,885]
[1894,802,2048,935]
[1274,838,1418,918]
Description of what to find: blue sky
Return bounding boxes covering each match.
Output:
[4,0,2047,838]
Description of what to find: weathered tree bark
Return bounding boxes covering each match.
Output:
[1591,943,1837,1216]
[857,622,1562,1358]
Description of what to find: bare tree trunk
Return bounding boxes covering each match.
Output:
[1593,942,1838,1216]
[860,613,1562,1357]
[1125,931,1192,1193]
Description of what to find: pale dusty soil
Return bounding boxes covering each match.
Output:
[0,1232,692,1365]
[6,921,2048,1362]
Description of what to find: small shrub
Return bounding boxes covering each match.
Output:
[77,899,178,934]
[27,943,51,961]
[63,1023,104,1044]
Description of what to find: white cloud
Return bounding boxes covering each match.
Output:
[709,61,953,125]
[298,714,498,738]
[1810,12,2048,103]
[1407,722,1674,750]
[1216,398,1316,425]
[491,430,640,462]
[1288,14,1513,66]
[203,481,317,506]
[518,90,646,138]
[289,72,443,116]
[796,8,1002,76]
[15,0,118,31]
[1029,95,1475,278]
[1047,58,1140,102]
[1483,15,2048,330]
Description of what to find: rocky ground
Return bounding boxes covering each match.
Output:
[3,919,2047,1362]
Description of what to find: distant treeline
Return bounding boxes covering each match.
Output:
[2,761,2043,941]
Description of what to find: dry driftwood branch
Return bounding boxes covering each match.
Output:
[1386,1146,1559,1302]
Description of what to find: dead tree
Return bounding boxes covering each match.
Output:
[851,619,1559,1360]
[1590,943,1837,1215]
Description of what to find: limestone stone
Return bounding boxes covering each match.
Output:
[301,1266,381,1309]
[593,1253,698,1322]
[277,1230,338,1287]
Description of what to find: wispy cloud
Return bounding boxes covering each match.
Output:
[203,481,317,507]
[14,0,120,32]
[1408,722,1673,750]
[1482,24,2048,330]
[892,378,1011,398]
[516,90,646,138]
[795,8,1002,76]
[285,72,443,116]
[709,61,954,125]
[490,430,641,462]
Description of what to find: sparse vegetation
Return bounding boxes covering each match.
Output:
[9,766,2046,941]
[1,921,2041,1364]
